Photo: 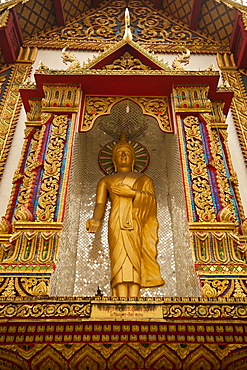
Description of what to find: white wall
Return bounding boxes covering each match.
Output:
[0,107,25,216]
[159,53,219,71]
[31,49,99,79]
[227,110,247,216]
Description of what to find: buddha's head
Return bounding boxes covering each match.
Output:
[112,132,135,172]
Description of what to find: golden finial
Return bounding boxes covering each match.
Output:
[119,130,128,144]
[123,8,132,42]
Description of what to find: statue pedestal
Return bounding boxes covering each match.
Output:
[91,297,163,320]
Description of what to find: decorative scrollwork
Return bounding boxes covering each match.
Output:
[0,277,49,297]
[61,48,81,71]
[20,278,49,296]
[183,116,216,222]
[0,217,11,233]
[172,48,190,71]
[14,126,43,210]
[0,300,91,318]
[202,279,247,298]
[201,112,239,222]
[0,63,33,180]
[103,51,152,71]
[26,99,42,121]
[217,205,235,223]
[81,95,171,133]
[14,205,33,222]
[23,0,229,54]
[36,115,68,222]
[163,302,247,319]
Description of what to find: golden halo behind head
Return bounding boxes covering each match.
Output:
[99,136,150,175]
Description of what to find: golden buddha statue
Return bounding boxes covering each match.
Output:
[86,132,165,297]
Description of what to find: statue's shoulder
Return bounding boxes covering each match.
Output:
[135,172,151,180]
[106,173,118,179]
[99,172,119,184]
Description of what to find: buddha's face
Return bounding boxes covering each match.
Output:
[113,144,135,171]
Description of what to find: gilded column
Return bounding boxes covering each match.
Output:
[0,82,82,297]
[173,84,247,298]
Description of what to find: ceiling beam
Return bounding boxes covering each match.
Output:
[230,11,247,69]
[189,0,202,31]
[53,0,65,27]
[153,0,162,9]
[93,0,100,8]
[0,8,23,64]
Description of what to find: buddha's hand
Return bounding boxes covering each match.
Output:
[86,218,101,233]
[111,184,136,198]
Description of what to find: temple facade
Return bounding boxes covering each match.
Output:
[1,0,247,368]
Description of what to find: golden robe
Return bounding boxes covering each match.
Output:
[96,171,164,289]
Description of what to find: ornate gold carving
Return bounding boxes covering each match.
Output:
[14,127,43,210]
[23,0,230,53]
[0,63,33,180]
[202,278,247,298]
[0,342,244,370]
[20,278,49,296]
[217,205,235,223]
[210,101,226,124]
[218,59,247,168]
[202,280,230,298]
[5,115,50,220]
[134,97,171,132]
[81,40,171,71]
[0,74,7,94]
[14,205,33,222]
[173,86,211,112]
[81,95,171,133]
[16,46,38,64]
[183,115,216,222]
[162,300,247,319]
[172,48,190,71]
[192,228,246,264]
[201,281,218,297]
[194,231,211,263]
[1,222,62,264]
[201,114,238,221]
[0,217,11,233]
[35,60,50,74]
[0,277,50,297]
[210,117,245,221]
[61,48,81,71]
[233,279,246,298]
[0,9,9,27]
[0,296,246,320]
[35,63,219,77]
[20,77,37,90]
[41,84,81,110]
[1,277,16,297]
[0,298,91,318]
[26,100,42,121]
[11,115,50,219]
[36,115,68,222]
[103,51,152,71]
[0,0,28,12]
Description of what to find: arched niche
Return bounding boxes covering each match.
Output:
[50,98,200,297]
